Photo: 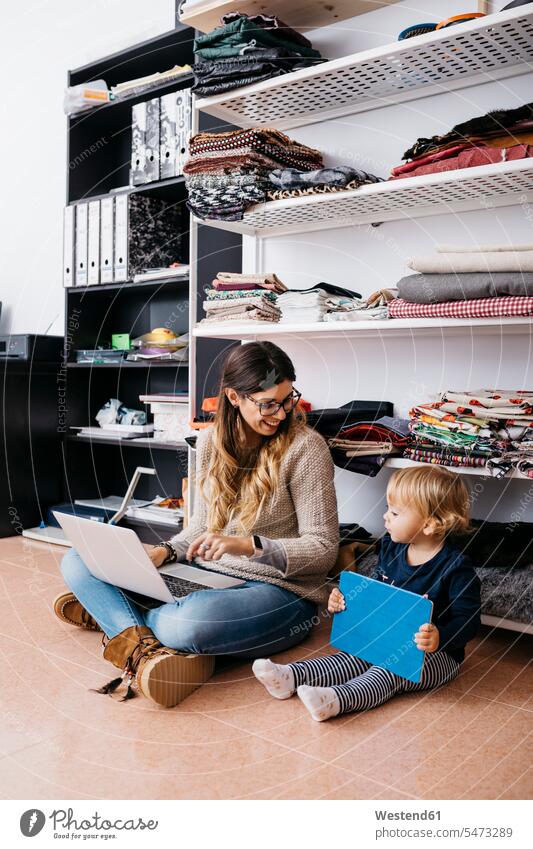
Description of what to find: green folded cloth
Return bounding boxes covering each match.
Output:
[194,18,321,61]
[205,288,277,301]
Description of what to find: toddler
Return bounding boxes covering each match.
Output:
[253,466,481,721]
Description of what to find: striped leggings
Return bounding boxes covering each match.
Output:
[289,650,460,715]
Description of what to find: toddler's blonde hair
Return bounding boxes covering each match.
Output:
[387,465,470,536]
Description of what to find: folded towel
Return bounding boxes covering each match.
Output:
[407,252,533,274]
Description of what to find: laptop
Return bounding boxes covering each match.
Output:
[54,512,245,603]
[330,571,433,684]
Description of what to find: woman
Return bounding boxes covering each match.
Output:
[55,342,339,707]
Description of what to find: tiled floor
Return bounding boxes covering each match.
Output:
[1,536,531,800]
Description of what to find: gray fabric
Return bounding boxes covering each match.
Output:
[397,272,533,304]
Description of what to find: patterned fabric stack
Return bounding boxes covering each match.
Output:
[389,101,533,181]
[328,416,411,475]
[192,12,322,98]
[391,243,533,320]
[184,128,323,221]
[405,390,533,473]
[325,288,396,322]
[201,271,287,324]
[267,165,383,200]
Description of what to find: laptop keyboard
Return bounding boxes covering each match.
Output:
[162,574,211,599]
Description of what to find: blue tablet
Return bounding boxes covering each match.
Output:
[330,571,433,683]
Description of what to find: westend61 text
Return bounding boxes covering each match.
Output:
[375,810,441,820]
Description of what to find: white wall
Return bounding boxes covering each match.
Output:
[242,0,533,532]
[0,0,174,337]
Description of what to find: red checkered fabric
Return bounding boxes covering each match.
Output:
[389,296,533,320]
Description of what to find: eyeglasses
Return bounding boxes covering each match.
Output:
[242,389,302,417]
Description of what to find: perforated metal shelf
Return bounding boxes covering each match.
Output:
[194,159,533,238]
[196,7,533,130]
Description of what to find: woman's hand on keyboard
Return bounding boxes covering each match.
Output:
[149,546,168,568]
[187,532,254,562]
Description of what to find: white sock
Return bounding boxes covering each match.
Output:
[252,659,295,700]
[297,685,341,722]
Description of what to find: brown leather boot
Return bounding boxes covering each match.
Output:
[53,592,102,632]
[94,625,215,708]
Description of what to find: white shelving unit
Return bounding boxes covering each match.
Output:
[194,316,533,341]
[196,6,533,129]
[190,3,533,633]
[194,159,533,237]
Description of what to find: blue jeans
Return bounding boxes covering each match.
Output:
[60,548,317,658]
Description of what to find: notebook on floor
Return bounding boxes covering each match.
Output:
[330,571,433,683]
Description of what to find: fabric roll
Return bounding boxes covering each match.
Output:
[436,243,533,254]
[407,252,533,274]
[389,296,533,319]
[397,272,533,304]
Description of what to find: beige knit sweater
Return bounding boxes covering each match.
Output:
[169,425,339,604]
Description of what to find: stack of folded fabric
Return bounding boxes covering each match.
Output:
[267,165,383,200]
[277,282,362,323]
[325,288,397,322]
[391,243,533,320]
[201,271,287,324]
[405,390,533,472]
[390,101,533,180]
[211,271,288,293]
[328,416,411,475]
[192,12,322,98]
[184,128,323,220]
[307,400,396,476]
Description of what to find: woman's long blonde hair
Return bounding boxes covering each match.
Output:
[199,342,306,534]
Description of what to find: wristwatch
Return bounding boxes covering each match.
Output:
[161,542,178,564]
[252,534,263,556]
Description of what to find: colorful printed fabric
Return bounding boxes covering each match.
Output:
[388,296,533,320]
[404,448,488,468]
[486,448,533,479]
[439,390,533,412]
[188,129,322,168]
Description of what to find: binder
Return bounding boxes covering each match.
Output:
[114,193,128,282]
[87,200,100,285]
[160,93,176,180]
[175,88,192,176]
[131,101,147,185]
[100,196,114,283]
[144,97,160,183]
[62,205,75,288]
[75,202,88,286]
